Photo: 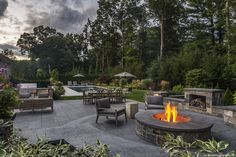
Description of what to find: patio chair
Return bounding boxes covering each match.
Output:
[83,91,92,104]
[73,81,78,86]
[67,81,72,86]
[145,95,164,110]
[96,98,127,126]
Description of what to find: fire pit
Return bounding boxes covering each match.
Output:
[153,103,190,123]
[135,103,213,145]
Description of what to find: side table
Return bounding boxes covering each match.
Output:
[125,102,139,119]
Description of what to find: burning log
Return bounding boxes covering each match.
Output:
[190,98,206,109]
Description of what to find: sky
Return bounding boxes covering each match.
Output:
[0,0,98,59]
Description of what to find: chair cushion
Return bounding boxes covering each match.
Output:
[146,105,164,110]
[99,107,125,114]
[19,93,31,98]
[38,93,49,98]
[97,98,111,108]
[146,95,163,105]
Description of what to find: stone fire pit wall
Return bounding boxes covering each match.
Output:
[135,111,213,145]
[185,88,224,114]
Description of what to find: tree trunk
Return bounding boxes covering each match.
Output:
[226,0,230,65]
[160,15,164,59]
[102,44,105,73]
[95,53,99,73]
[210,16,215,45]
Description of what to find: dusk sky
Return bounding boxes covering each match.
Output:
[0,0,98,54]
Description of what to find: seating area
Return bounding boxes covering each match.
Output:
[13,99,236,156]
[16,88,53,112]
[83,88,126,104]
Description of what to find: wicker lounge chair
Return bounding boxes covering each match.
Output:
[96,98,127,126]
[18,98,53,112]
[17,88,53,112]
[145,95,164,110]
[67,81,72,86]
[73,81,78,86]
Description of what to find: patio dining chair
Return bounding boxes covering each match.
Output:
[96,98,127,126]
[113,89,123,103]
[83,91,92,104]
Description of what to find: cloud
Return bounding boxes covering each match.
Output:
[50,0,83,8]
[24,0,97,33]
[0,43,18,50]
[0,0,8,18]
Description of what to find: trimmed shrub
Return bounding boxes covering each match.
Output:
[53,81,65,100]
[172,84,184,95]
[160,80,170,90]
[131,80,142,89]
[49,69,59,85]
[224,88,234,106]
[141,79,153,90]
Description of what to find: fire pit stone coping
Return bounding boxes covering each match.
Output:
[135,110,213,145]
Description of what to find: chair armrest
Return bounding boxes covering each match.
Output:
[144,101,148,106]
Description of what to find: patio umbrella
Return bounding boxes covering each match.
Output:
[114,72,136,78]
[73,73,85,77]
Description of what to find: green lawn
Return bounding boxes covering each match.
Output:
[126,89,147,102]
[60,96,82,100]
[60,88,147,102]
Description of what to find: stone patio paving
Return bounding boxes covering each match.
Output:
[14,100,236,157]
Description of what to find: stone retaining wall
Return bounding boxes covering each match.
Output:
[223,109,236,127]
[163,96,236,127]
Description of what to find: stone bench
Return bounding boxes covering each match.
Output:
[163,97,186,109]
[222,106,236,127]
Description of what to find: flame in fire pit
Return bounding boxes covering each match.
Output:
[164,103,177,122]
[153,102,190,123]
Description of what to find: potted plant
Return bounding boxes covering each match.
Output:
[0,77,20,139]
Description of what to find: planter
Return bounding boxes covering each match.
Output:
[0,113,16,140]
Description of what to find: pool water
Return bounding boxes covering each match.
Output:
[68,86,98,92]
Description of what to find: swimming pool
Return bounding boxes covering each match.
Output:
[68,85,98,92]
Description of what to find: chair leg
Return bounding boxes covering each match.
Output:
[96,115,99,123]
[116,115,118,127]
[125,112,127,122]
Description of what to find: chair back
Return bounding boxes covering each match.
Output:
[96,98,111,109]
[67,81,72,86]
[37,88,52,98]
[145,95,163,105]
[73,81,78,86]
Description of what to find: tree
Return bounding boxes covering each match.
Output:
[17,25,84,73]
[146,0,186,59]
[0,49,15,59]
[87,0,146,73]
